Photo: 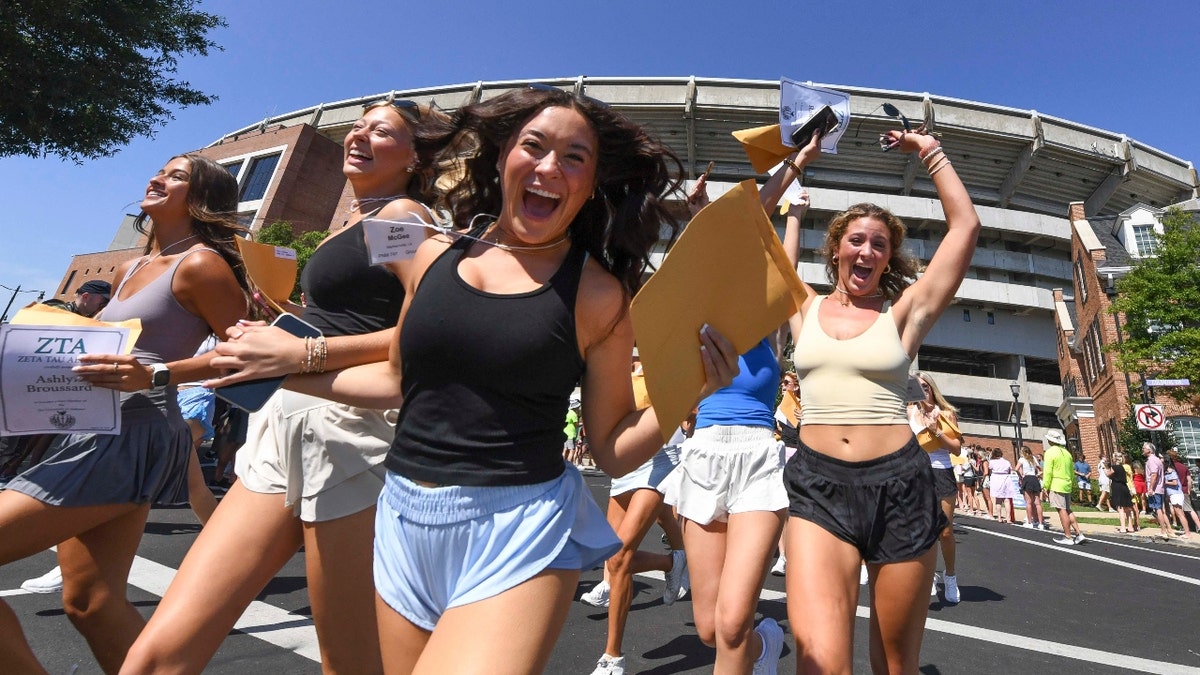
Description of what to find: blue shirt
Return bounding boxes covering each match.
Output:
[696,338,779,430]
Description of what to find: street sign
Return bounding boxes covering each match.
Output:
[1135,404,1167,431]
[1145,378,1191,387]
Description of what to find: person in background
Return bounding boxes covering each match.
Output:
[988,449,1018,524]
[771,369,801,577]
[907,371,962,604]
[1105,452,1135,532]
[1167,449,1200,533]
[1017,447,1044,529]
[1143,443,1174,539]
[1162,458,1190,539]
[67,279,112,318]
[1096,455,1113,512]
[0,153,249,672]
[564,397,584,465]
[977,448,994,518]
[1073,452,1093,507]
[1043,429,1085,545]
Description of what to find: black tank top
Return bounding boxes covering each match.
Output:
[387,235,587,486]
[300,209,403,337]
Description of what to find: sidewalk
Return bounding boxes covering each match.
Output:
[955,506,1200,549]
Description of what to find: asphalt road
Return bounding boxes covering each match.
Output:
[3,469,1199,674]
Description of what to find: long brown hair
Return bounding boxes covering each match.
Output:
[414,86,683,298]
[133,153,250,293]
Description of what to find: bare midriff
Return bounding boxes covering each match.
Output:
[799,423,915,462]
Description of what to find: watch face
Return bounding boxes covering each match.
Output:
[152,365,170,387]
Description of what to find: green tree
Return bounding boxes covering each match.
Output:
[1108,207,1200,406]
[0,1,225,161]
[255,221,327,302]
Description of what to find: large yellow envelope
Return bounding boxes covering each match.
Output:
[236,238,298,306]
[630,180,806,441]
[732,124,793,174]
[11,303,142,353]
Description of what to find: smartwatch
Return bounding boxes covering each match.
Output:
[150,363,171,391]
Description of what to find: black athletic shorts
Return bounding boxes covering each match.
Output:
[931,467,958,500]
[784,436,947,564]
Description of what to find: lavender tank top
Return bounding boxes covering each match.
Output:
[100,248,217,367]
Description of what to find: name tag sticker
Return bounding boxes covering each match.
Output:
[362,216,428,265]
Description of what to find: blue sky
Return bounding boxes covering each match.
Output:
[3,0,1197,304]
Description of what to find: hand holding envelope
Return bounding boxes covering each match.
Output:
[629,180,806,441]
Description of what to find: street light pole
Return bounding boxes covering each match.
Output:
[1010,381,1023,464]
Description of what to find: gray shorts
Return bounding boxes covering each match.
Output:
[1050,491,1071,511]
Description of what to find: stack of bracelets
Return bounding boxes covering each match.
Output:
[920,144,951,176]
[301,335,328,374]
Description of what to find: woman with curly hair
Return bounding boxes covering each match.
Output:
[273,85,737,673]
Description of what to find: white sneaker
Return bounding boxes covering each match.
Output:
[21,566,63,594]
[770,555,786,577]
[663,550,688,606]
[931,571,941,596]
[589,653,625,675]
[1022,521,1035,529]
[942,574,960,604]
[1053,537,1076,546]
[677,567,690,601]
[581,580,610,608]
[752,617,784,675]
[1074,533,1086,544]
[859,565,869,585]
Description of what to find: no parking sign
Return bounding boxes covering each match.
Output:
[1135,404,1166,431]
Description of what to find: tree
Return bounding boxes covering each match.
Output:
[255,221,327,302]
[0,1,225,161]
[1108,207,1200,406]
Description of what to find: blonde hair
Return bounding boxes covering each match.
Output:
[820,203,922,300]
[915,371,958,415]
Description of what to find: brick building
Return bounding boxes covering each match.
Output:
[1054,201,1200,469]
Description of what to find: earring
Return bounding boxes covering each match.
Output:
[885,263,892,274]
[831,255,838,265]
[406,166,414,174]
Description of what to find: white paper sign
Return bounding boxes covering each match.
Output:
[780,78,851,155]
[0,324,131,435]
[362,215,432,265]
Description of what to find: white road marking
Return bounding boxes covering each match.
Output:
[0,589,32,597]
[959,524,1200,585]
[755,588,1199,673]
[127,556,321,662]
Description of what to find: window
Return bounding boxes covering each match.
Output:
[1131,224,1159,257]
[1073,253,1088,304]
[223,160,244,178]
[239,154,280,202]
[1091,317,1106,373]
[962,309,971,322]
[1170,417,1200,460]
[987,311,995,325]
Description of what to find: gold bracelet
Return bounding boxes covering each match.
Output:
[782,157,802,174]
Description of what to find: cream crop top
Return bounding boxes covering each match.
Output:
[793,295,911,425]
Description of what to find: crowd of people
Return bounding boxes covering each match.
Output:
[0,83,1196,675]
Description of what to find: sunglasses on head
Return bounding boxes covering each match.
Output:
[366,98,422,120]
[526,82,610,109]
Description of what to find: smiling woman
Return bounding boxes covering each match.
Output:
[274,85,741,673]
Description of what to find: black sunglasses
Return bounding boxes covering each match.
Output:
[366,98,422,120]
[526,82,610,109]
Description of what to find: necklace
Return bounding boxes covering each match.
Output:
[834,285,883,307]
[130,235,200,276]
[349,194,404,212]
[464,215,571,253]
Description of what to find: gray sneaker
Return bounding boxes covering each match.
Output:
[752,617,784,675]
[663,550,688,606]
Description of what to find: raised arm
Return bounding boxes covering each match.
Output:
[888,130,981,346]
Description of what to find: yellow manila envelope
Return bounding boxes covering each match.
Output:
[732,124,794,174]
[631,372,652,411]
[630,180,806,441]
[779,390,801,426]
[11,303,142,352]
[236,238,299,304]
